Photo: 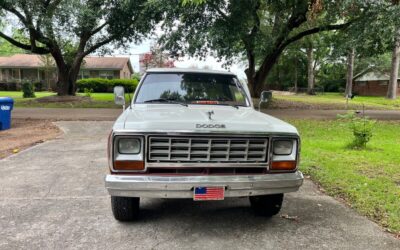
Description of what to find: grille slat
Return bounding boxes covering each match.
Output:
[149,136,268,163]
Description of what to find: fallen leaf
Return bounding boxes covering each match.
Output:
[317,203,322,207]
[280,214,299,222]
[12,149,19,153]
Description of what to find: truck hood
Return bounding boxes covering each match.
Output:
[113,104,298,135]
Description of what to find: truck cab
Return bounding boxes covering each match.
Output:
[105,68,303,221]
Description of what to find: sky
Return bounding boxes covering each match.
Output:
[114,39,247,80]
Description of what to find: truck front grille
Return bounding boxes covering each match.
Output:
[148,136,268,163]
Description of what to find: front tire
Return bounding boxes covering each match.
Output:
[111,196,140,221]
[249,194,283,217]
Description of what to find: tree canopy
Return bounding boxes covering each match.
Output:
[0,0,162,95]
[159,0,398,97]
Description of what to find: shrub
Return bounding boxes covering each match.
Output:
[321,79,346,93]
[34,81,44,91]
[76,78,138,93]
[84,88,93,97]
[337,111,376,149]
[0,82,18,91]
[132,73,141,82]
[21,81,36,98]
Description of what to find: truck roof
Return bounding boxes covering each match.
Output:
[146,68,236,76]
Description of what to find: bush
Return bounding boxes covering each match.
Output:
[0,82,18,91]
[337,111,376,149]
[21,81,36,98]
[321,79,346,93]
[84,88,93,97]
[76,78,138,93]
[34,81,44,91]
[131,73,141,82]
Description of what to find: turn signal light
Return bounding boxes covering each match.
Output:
[271,161,297,171]
[114,161,145,171]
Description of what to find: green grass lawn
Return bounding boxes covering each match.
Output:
[290,119,400,233]
[0,91,127,108]
[274,92,400,110]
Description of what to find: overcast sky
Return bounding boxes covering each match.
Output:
[113,39,247,79]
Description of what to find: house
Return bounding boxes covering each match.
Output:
[353,68,400,96]
[0,54,133,90]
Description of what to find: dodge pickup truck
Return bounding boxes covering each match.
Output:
[105,68,303,221]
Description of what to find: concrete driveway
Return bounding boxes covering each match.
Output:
[0,121,398,249]
[12,107,400,121]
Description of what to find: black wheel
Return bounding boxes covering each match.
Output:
[249,193,283,217]
[111,196,140,221]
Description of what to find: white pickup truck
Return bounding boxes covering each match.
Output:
[105,68,303,221]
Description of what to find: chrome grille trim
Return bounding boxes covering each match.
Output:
[148,136,268,163]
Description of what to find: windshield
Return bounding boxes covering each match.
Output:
[135,73,249,107]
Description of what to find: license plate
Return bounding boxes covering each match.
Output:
[193,186,225,201]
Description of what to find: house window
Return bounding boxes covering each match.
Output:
[99,70,114,79]
[80,70,90,79]
[11,69,19,80]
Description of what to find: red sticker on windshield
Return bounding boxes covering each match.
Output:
[194,100,219,104]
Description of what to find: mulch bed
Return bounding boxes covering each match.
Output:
[0,118,61,159]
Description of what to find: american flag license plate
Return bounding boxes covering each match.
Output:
[193,186,225,201]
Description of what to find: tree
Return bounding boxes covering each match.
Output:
[139,45,175,71]
[387,0,400,99]
[39,54,55,90]
[0,0,162,95]
[0,38,23,56]
[330,0,400,99]
[388,30,400,99]
[345,48,355,97]
[265,44,307,92]
[306,42,314,94]
[160,0,370,97]
[0,28,24,56]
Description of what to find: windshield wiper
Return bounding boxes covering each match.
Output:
[144,98,188,107]
[225,104,242,109]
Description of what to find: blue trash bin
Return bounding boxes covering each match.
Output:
[0,97,14,130]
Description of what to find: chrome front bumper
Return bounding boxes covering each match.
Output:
[105,171,304,198]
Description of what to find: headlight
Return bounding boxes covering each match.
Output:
[273,140,293,155]
[118,138,141,154]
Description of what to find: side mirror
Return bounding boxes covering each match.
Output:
[258,90,272,111]
[114,86,125,109]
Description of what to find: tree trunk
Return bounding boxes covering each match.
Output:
[57,67,81,96]
[345,48,355,97]
[245,49,258,97]
[51,49,83,96]
[387,30,400,100]
[57,68,70,96]
[294,60,298,93]
[307,44,314,95]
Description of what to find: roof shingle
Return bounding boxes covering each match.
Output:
[0,54,131,70]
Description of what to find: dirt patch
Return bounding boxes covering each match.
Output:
[28,95,91,103]
[0,118,61,159]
